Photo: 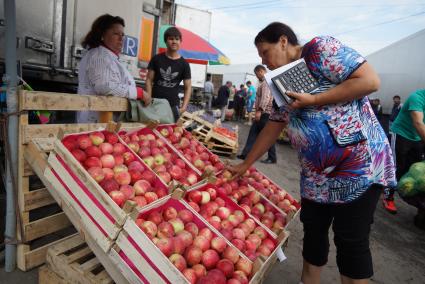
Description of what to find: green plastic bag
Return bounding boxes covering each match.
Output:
[122,98,174,124]
[398,161,425,197]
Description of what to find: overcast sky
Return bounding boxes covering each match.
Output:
[178,0,425,65]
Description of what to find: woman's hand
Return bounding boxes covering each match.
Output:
[226,161,250,180]
[287,91,317,109]
[142,94,152,106]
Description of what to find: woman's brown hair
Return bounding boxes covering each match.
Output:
[82,14,125,49]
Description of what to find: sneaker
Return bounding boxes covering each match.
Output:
[261,158,277,164]
[236,154,246,160]
[382,198,397,214]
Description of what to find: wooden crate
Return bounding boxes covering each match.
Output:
[17,89,139,271]
[25,138,130,284]
[38,233,114,284]
[206,137,238,158]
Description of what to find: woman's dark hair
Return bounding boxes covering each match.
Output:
[82,14,125,49]
[254,22,298,46]
[254,65,266,72]
[164,27,182,41]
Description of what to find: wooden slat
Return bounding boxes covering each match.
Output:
[79,257,101,273]
[21,123,143,144]
[23,212,72,242]
[23,188,56,211]
[39,265,67,284]
[22,235,73,271]
[19,90,128,112]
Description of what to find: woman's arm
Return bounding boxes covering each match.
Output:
[228,121,286,178]
[288,62,380,109]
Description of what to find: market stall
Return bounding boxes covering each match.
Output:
[19,90,300,283]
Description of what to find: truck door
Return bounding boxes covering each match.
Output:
[0,0,62,71]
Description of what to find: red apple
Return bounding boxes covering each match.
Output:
[216,207,231,220]
[71,149,87,162]
[172,236,186,254]
[192,264,207,279]
[210,236,227,253]
[183,268,197,284]
[235,258,252,277]
[104,132,118,144]
[113,164,128,174]
[231,239,246,252]
[199,228,213,241]
[140,171,156,184]
[113,143,126,155]
[123,152,136,165]
[89,132,105,145]
[257,244,272,257]
[144,192,158,204]
[128,161,145,172]
[147,211,163,225]
[170,165,183,180]
[202,249,220,269]
[100,154,115,168]
[223,246,240,264]
[177,230,193,247]
[109,190,126,207]
[120,185,135,199]
[99,142,113,154]
[77,135,92,150]
[88,167,105,182]
[188,191,202,204]
[85,145,102,158]
[216,259,235,278]
[114,171,131,185]
[193,236,210,252]
[133,180,151,195]
[102,168,114,180]
[100,179,119,193]
[169,253,186,272]
[140,220,157,239]
[232,271,249,284]
[84,157,102,168]
[185,245,203,266]
[133,196,147,207]
[232,228,246,240]
[156,237,174,257]
[178,209,193,223]
[163,207,178,221]
[169,218,184,234]
[185,222,199,238]
[157,222,174,238]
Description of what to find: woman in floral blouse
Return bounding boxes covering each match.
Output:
[229,22,396,284]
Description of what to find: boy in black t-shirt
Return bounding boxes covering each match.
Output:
[146,27,192,122]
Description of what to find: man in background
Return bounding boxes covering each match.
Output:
[246,81,256,125]
[389,95,402,128]
[203,74,214,111]
[146,26,192,122]
[383,90,425,226]
[216,81,232,122]
[237,65,276,163]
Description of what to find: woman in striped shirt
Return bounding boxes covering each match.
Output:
[77,14,150,123]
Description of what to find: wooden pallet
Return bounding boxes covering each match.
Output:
[16,90,139,271]
[38,233,114,284]
[206,137,238,158]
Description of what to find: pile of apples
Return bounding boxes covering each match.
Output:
[120,131,199,186]
[137,205,253,284]
[61,131,168,208]
[186,188,277,261]
[156,125,225,174]
[214,172,286,235]
[241,169,299,214]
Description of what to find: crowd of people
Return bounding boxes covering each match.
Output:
[76,14,425,284]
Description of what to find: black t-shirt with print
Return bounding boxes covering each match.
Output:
[148,53,191,107]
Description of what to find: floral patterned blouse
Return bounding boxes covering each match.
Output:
[270,36,396,204]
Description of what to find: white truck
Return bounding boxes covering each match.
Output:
[174,4,212,89]
[0,0,175,91]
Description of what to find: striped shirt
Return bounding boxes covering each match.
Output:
[254,80,273,114]
[77,46,137,123]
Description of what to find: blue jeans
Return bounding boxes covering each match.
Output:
[241,113,276,161]
[246,99,255,113]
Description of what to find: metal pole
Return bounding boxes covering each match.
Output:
[4,0,18,272]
